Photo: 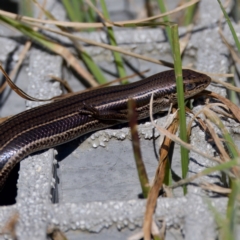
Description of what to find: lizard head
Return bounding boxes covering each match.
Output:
[182,69,211,99]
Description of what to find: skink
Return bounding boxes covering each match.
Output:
[0,69,211,189]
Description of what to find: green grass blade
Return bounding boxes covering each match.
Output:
[32,1,107,84]
[86,0,97,32]
[226,179,238,240]
[80,51,107,84]
[62,0,83,22]
[183,0,197,25]
[198,159,238,175]
[163,156,172,186]
[217,0,240,53]
[72,0,84,22]
[87,0,97,22]
[62,0,75,21]
[20,0,33,17]
[100,0,127,83]
[206,109,239,159]
[171,159,238,189]
[171,23,189,195]
[0,15,100,86]
[156,0,172,50]
[220,127,239,160]
[0,15,56,49]
[121,20,189,193]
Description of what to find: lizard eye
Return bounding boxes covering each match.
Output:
[185,83,196,91]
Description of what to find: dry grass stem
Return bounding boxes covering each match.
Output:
[203,107,240,177]
[128,220,161,240]
[159,109,177,148]
[158,220,166,240]
[212,77,240,93]
[48,75,73,93]
[219,28,240,65]
[0,41,32,94]
[0,65,54,102]
[0,0,47,94]
[206,102,234,119]
[53,45,97,87]
[205,119,230,161]
[0,0,199,29]
[128,231,144,240]
[170,170,210,189]
[200,182,231,194]
[183,69,234,78]
[210,108,234,119]
[204,72,234,77]
[149,95,222,164]
[33,0,101,86]
[128,99,150,198]
[204,91,240,122]
[144,108,179,240]
[186,107,207,137]
[51,69,150,101]
[19,23,174,68]
[85,0,113,24]
[162,185,173,198]
[207,103,230,112]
